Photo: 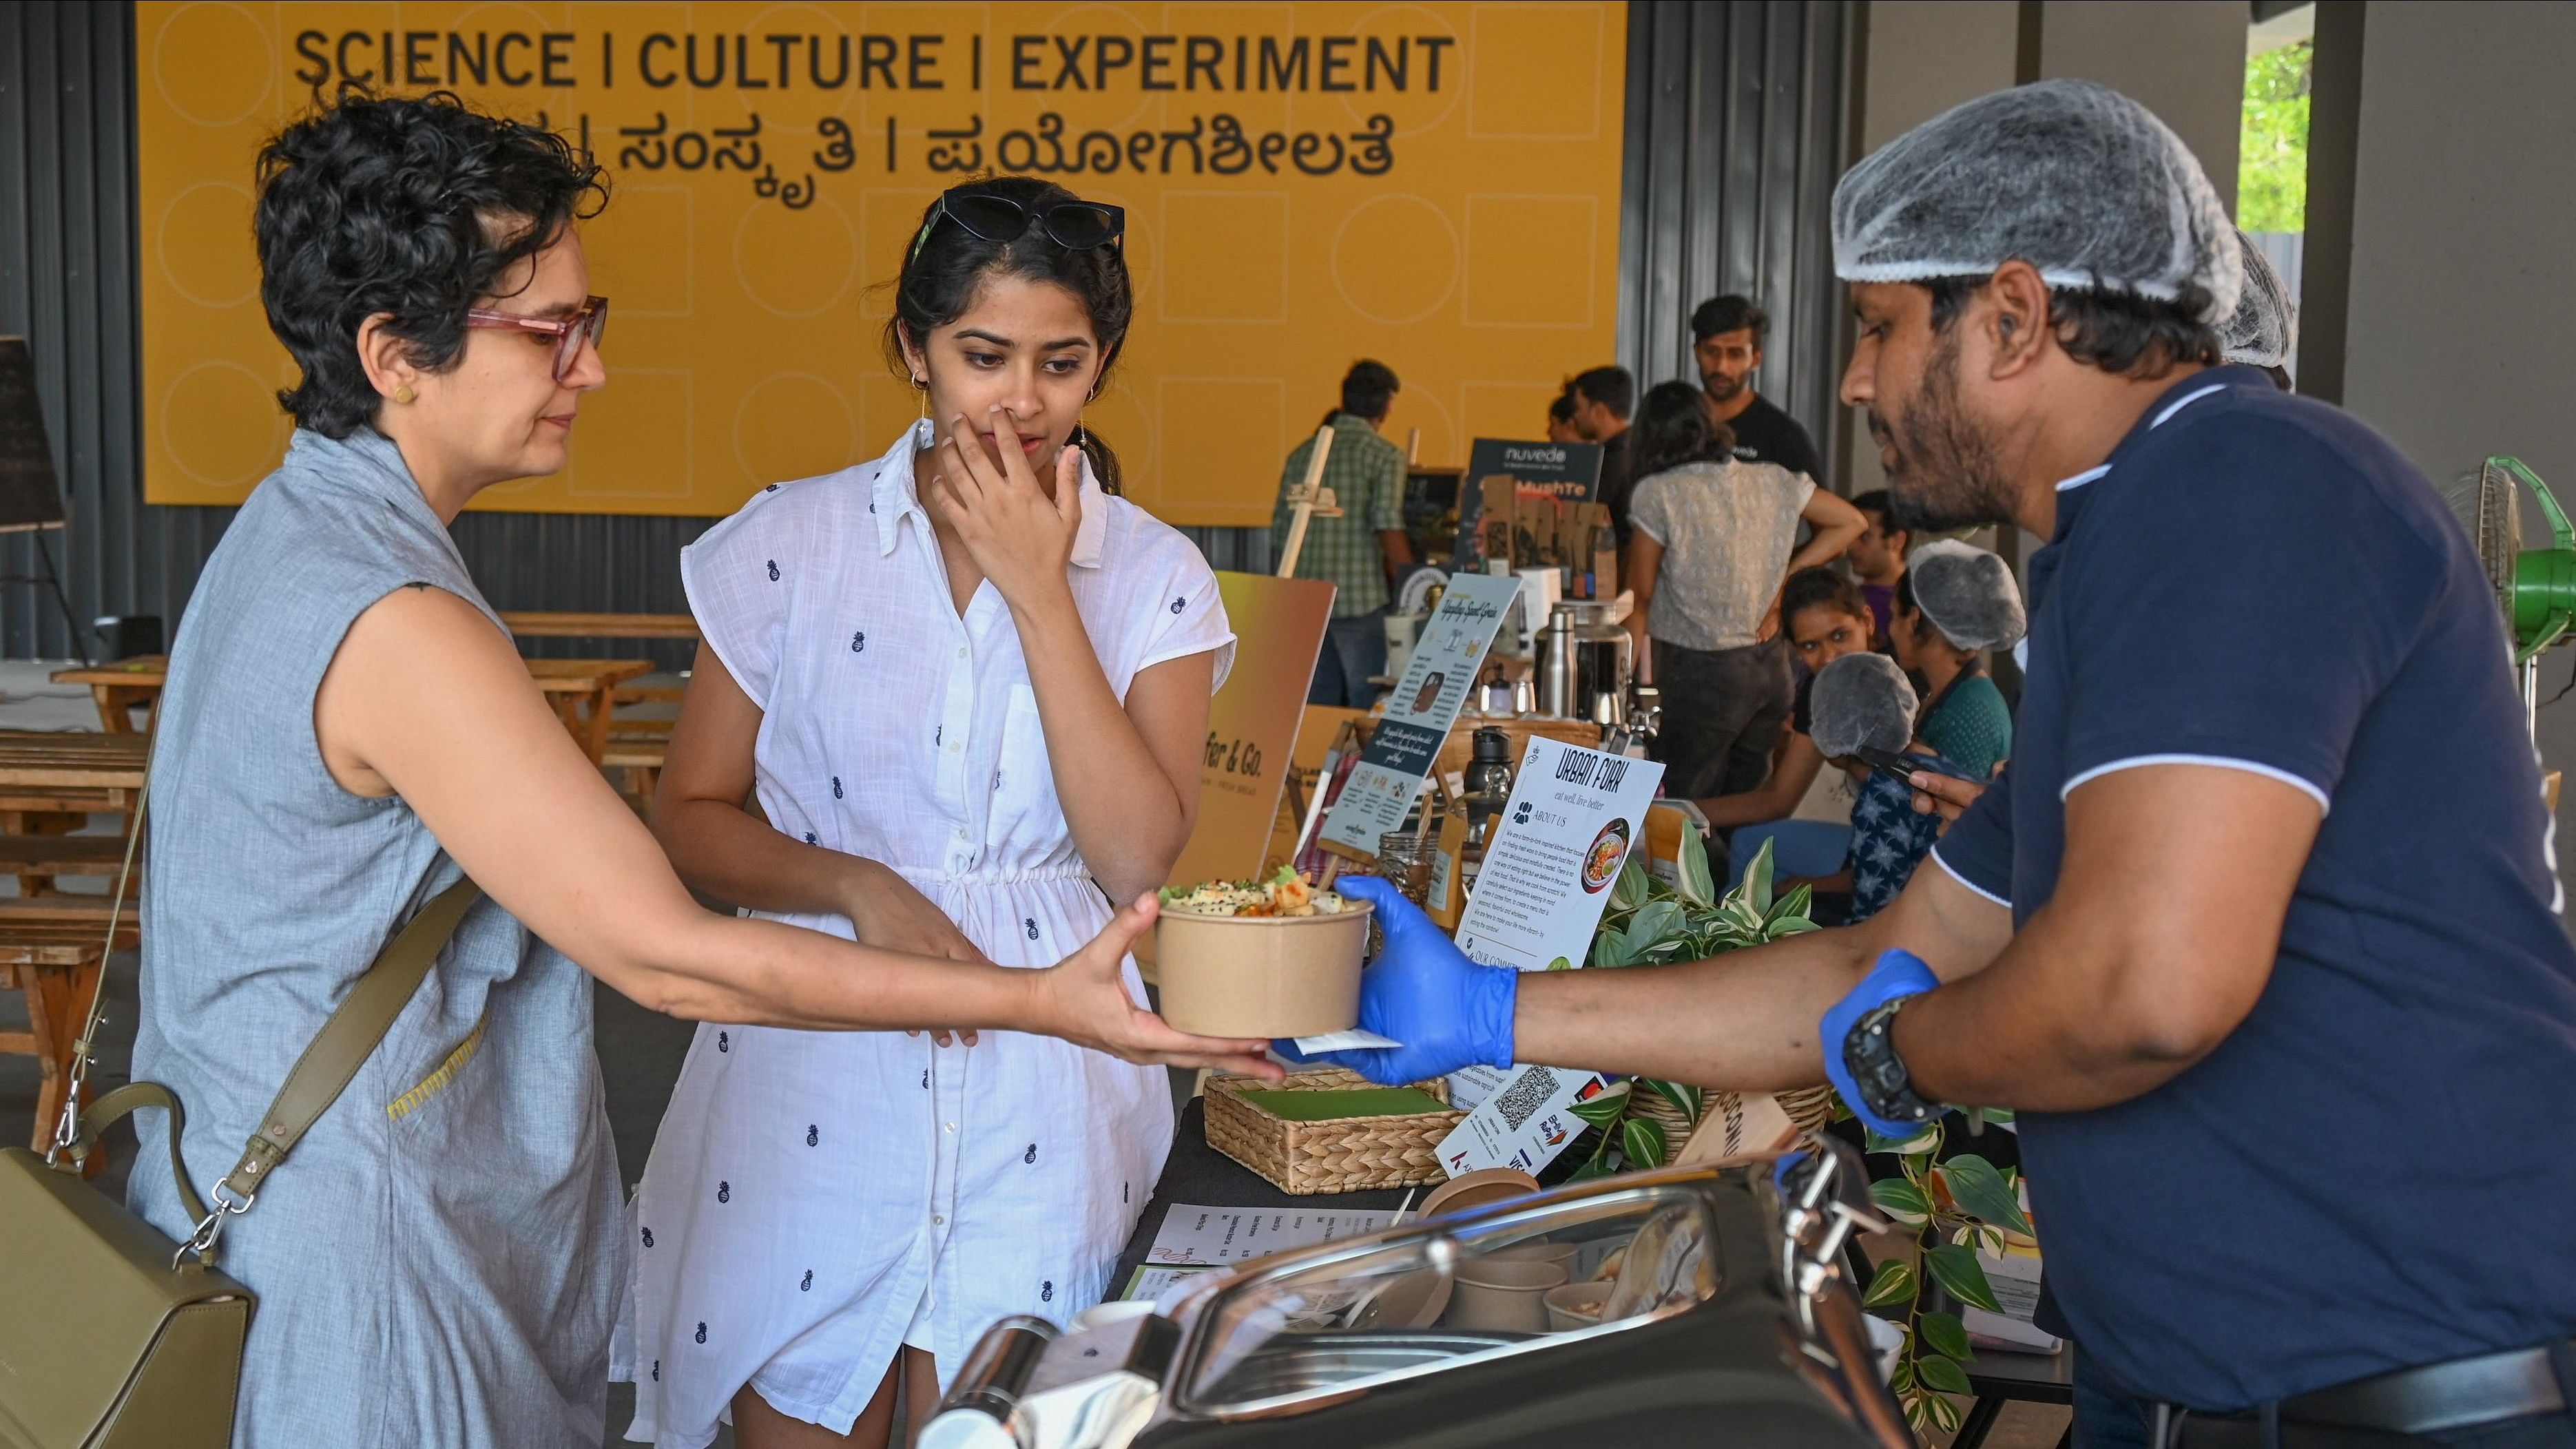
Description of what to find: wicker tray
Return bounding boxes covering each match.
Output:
[1205,1067,1464,1195]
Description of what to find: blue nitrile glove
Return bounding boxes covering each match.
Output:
[1819,948,1942,1140]
[1276,875,1518,1085]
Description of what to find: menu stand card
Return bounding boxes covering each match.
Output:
[1437,740,1663,1175]
[1317,572,1522,859]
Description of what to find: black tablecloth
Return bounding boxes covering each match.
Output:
[1110,1096,1419,1294]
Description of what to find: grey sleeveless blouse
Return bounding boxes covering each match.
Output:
[127,428,625,1447]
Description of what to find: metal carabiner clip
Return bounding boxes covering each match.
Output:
[176,1180,256,1269]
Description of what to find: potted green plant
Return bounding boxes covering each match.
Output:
[1559,831,1823,1179]
[1566,825,2040,1438]
[1854,1113,2033,1437]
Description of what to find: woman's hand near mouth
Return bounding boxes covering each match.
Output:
[932,405,1081,615]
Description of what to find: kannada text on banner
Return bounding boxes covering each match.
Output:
[137,2,1628,522]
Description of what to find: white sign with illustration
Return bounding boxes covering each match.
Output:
[1454,739,1663,972]
[1438,740,1663,1172]
[1318,572,1523,857]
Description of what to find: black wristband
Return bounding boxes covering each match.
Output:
[1842,997,1941,1127]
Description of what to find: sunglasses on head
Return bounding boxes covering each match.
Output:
[908,188,1125,265]
[463,295,608,383]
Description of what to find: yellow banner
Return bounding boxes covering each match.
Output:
[136,2,1627,523]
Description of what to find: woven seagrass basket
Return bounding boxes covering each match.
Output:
[1205,1067,1464,1195]
[1630,1083,1842,1156]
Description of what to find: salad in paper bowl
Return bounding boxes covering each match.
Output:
[1160,866,1357,919]
[1153,868,1370,1036]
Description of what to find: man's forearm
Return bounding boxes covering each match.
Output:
[1515,924,1878,1090]
[1378,528,1414,573]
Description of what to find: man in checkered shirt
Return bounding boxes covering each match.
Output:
[1270,359,1415,707]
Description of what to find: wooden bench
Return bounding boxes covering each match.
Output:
[0,895,123,923]
[1,921,137,1152]
[501,612,698,640]
[601,740,667,811]
[0,834,135,880]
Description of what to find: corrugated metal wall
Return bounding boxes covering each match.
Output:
[0,1,1845,661]
[1619,0,1851,487]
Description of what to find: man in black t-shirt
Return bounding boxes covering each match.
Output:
[1692,293,1823,481]
[1568,364,1635,549]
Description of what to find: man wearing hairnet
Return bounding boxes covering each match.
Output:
[1313,79,2576,1448]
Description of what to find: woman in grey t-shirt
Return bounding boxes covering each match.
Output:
[1623,381,1864,797]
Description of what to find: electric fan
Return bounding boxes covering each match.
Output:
[2442,455,2576,736]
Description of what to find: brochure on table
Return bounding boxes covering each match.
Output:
[1438,739,1664,1176]
[1316,572,1522,857]
[1145,1203,1404,1266]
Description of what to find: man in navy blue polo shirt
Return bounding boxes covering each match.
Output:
[1313,80,2576,1447]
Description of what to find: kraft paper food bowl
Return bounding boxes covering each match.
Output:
[1153,901,1373,1038]
[1418,1167,1543,1220]
[1446,1258,1568,1333]
[1544,1281,1612,1332]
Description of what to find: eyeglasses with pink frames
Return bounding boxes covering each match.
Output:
[461,295,608,382]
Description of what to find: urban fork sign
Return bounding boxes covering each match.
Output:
[137,3,1627,523]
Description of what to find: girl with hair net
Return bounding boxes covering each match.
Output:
[1889,539,2022,778]
[1787,652,1978,924]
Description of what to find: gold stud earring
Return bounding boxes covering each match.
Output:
[392,385,415,404]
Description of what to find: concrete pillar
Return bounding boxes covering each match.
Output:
[1840,1,2022,495]
[2332,2,2576,489]
[2039,1,2247,217]
[2300,1,2576,915]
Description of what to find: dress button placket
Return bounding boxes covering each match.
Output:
[943,627,982,871]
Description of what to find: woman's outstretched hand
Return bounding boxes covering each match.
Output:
[932,408,1082,612]
[1032,894,1284,1079]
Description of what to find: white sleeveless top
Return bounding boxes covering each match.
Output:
[614,421,1234,1445]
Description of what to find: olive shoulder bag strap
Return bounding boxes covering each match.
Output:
[0,751,481,1449]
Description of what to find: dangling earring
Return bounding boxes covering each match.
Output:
[913,375,926,421]
[392,384,415,404]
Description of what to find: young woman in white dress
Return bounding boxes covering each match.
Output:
[617,178,1238,1449]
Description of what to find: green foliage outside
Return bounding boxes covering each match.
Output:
[2241,41,2312,231]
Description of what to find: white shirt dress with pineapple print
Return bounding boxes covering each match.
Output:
[613,421,1236,1446]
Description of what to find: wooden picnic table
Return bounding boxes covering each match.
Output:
[526,658,656,762]
[0,730,148,1151]
[50,656,653,764]
[501,614,700,739]
[48,657,167,735]
[501,611,698,640]
[0,729,151,884]
[0,729,147,804]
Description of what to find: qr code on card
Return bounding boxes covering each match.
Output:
[1494,1066,1564,1132]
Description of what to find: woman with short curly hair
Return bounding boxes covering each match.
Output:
[125,91,1270,1448]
